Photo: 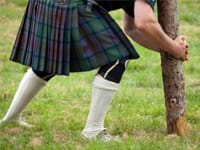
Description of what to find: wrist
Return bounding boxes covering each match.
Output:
[164,40,178,57]
[170,45,180,59]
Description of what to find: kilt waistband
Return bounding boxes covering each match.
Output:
[28,0,98,10]
[29,0,85,5]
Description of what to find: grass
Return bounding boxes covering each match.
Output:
[0,0,200,149]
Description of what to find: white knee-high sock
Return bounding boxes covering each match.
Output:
[82,75,119,138]
[0,69,47,127]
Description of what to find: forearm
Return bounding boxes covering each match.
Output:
[126,28,161,51]
[136,21,177,55]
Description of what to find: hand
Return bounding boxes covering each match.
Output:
[173,35,189,61]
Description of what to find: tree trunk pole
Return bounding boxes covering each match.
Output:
[157,0,188,136]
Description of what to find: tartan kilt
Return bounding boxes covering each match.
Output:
[10,0,139,75]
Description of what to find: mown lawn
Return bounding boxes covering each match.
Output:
[0,0,200,149]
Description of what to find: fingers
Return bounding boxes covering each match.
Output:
[183,37,190,48]
[176,35,188,46]
[178,35,187,41]
[180,52,189,61]
[179,55,188,61]
[185,52,189,61]
[180,35,186,41]
[181,35,189,60]
[179,47,189,62]
[183,48,189,61]
[175,35,189,61]
[185,54,189,61]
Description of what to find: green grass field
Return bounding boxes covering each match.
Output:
[0,0,200,149]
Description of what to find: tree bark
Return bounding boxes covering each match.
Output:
[157,0,188,136]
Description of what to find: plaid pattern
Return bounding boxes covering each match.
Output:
[10,0,139,75]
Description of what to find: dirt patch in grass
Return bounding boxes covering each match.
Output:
[29,137,43,147]
[6,127,22,135]
[53,134,67,143]
[132,130,147,140]
[0,0,6,6]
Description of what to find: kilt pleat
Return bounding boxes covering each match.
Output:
[10,0,139,75]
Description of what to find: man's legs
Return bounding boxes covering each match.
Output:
[0,68,54,127]
[82,59,128,141]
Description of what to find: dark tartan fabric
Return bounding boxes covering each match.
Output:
[10,0,139,75]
